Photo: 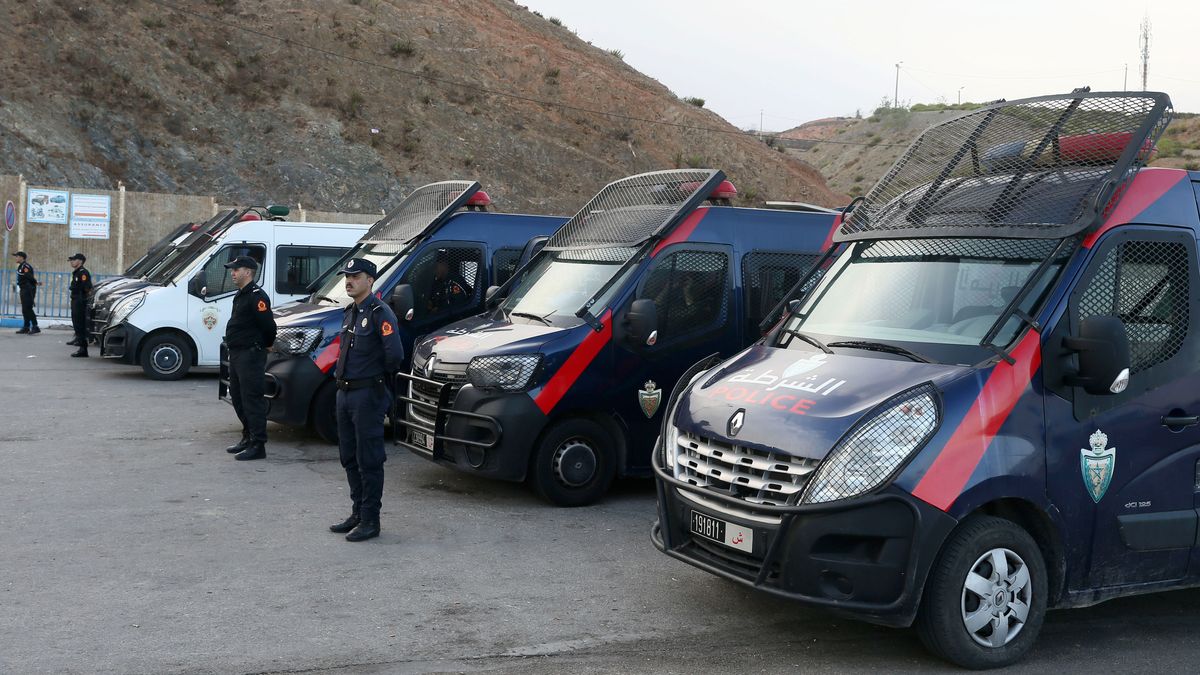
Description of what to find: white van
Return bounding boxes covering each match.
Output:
[91,206,368,379]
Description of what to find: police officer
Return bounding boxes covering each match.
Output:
[427,249,471,313]
[223,255,276,461]
[12,251,39,335]
[67,253,93,357]
[329,257,404,542]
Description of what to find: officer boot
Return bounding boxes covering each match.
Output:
[225,435,252,454]
[329,514,361,534]
[71,347,88,357]
[28,326,40,335]
[234,442,266,461]
[345,519,380,542]
[66,338,81,346]
[15,327,29,334]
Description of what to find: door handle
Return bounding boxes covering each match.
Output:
[1161,415,1200,428]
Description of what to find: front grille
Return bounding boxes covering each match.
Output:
[673,431,820,506]
[686,537,780,582]
[407,359,468,431]
[90,302,112,338]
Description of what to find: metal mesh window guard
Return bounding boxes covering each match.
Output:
[545,169,724,250]
[1077,240,1189,373]
[743,252,818,333]
[837,91,1172,242]
[491,248,522,286]
[639,250,730,340]
[361,181,478,245]
[402,246,483,319]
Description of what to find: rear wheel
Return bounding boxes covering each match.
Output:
[916,515,1047,669]
[140,333,192,380]
[311,382,340,444]
[529,418,616,507]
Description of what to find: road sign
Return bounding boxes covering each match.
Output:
[4,200,14,231]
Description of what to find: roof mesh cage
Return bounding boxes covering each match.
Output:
[361,180,479,245]
[544,169,725,250]
[836,90,1173,243]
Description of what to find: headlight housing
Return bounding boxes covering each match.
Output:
[110,292,146,325]
[660,364,714,474]
[802,383,940,504]
[466,354,542,391]
[274,327,323,355]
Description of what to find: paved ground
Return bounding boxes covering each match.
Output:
[4,328,1200,674]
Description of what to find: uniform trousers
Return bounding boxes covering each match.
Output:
[71,296,88,342]
[336,386,389,523]
[228,347,268,444]
[19,286,37,328]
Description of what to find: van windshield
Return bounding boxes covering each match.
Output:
[311,243,404,306]
[502,247,637,319]
[787,238,1063,353]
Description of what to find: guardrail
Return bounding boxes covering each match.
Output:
[0,271,119,320]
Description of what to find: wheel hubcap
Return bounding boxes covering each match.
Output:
[552,438,597,487]
[152,345,181,373]
[961,547,1032,648]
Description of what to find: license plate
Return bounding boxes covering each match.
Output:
[411,430,435,451]
[690,510,753,553]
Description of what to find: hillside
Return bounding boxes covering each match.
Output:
[789,105,1200,198]
[0,0,845,215]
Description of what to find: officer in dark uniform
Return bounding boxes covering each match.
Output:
[67,253,93,357]
[427,249,471,313]
[329,257,404,542]
[222,255,276,461]
[12,251,39,335]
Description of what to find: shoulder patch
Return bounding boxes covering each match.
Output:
[81,274,87,281]
[381,321,394,336]
[257,300,268,312]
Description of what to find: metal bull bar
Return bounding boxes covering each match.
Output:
[393,370,501,462]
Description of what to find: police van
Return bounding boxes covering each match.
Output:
[91,205,366,380]
[88,219,212,324]
[253,181,567,442]
[398,169,837,506]
[650,91,1196,668]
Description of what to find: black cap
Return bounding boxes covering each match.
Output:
[223,255,260,271]
[12,251,26,258]
[336,257,378,278]
[68,253,86,262]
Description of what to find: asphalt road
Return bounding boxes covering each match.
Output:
[3,328,1200,674]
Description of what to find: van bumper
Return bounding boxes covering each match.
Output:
[651,450,957,628]
[259,353,326,426]
[100,323,144,365]
[396,371,546,482]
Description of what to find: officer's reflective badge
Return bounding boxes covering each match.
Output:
[639,380,661,418]
[1081,429,1116,503]
[256,300,267,312]
[201,306,219,331]
[361,317,368,327]
[381,321,394,336]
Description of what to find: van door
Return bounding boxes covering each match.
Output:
[611,243,737,471]
[186,243,267,364]
[1044,227,1200,590]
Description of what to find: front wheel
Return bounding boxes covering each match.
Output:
[529,418,616,507]
[140,333,193,381]
[916,515,1048,669]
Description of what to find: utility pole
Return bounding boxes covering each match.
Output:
[1123,63,1128,90]
[759,109,763,139]
[958,86,964,105]
[1139,15,1151,91]
[894,62,902,108]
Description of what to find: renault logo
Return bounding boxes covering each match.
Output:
[728,408,746,437]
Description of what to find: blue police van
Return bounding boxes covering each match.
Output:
[650,90,1196,668]
[397,169,837,506]
[249,181,567,442]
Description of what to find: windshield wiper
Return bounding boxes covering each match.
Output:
[828,340,934,364]
[314,295,336,304]
[781,328,833,354]
[511,310,552,326]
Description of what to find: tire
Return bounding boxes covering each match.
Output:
[529,418,616,507]
[916,515,1048,670]
[140,333,192,381]
[311,381,340,444]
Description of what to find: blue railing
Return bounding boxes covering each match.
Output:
[1,271,119,320]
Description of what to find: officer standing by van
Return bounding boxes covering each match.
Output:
[329,257,404,542]
[67,253,93,357]
[223,255,276,461]
[12,251,39,335]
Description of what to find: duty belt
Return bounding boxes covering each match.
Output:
[336,376,385,391]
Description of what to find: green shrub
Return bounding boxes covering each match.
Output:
[1157,137,1183,158]
[390,40,415,57]
[682,96,705,108]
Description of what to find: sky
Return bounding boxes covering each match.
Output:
[520,0,1200,131]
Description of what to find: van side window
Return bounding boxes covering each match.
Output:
[639,249,730,340]
[201,244,266,297]
[492,248,522,286]
[402,245,484,319]
[742,252,819,335]
[1077,239,1190,373]
[275,246,347,295]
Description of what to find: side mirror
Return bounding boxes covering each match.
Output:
[391,284,415,321]
[187,275,207,298]
[626,298,659,347]
[1064,316,1130,395]
[485,285,501,305]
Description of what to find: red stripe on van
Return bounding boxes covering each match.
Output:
[910,330,1042,511]
[314,336,340,373]
[533,310,613,415]
[821,212,843,252]
[1083,168,1186,249]
[650,209,707,257]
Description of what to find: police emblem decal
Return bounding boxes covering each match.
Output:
[1080,429,1116,503]
[638,380,661,418]
[728,409,745,437]
[201,306,219,331]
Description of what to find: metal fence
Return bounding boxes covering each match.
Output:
[0,271,119,320]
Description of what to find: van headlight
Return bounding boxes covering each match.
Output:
[275,327,323,355]
[110,292,146,325]
[466,354,542,391]
[659,367,712,474]
[802,383,940,504]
